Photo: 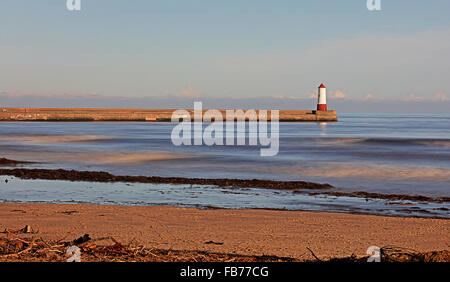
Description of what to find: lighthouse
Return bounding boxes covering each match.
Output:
[317,83,327,111]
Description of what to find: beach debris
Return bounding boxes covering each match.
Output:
[71,234,91,246]
[0,234,297,262]
[380,246,450,262]
[1,225,38,234]
[66,246,81,262]
[0,233,448,262]
[321,246,450,262]
[60,210,79,215]
[23,225,33,234]
[10,209,26,214]
[306,247,323,262]
[204,241,224,245]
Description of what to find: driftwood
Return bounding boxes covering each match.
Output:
[304,245,450,262]
[0,234,296,262]
[1,225,38,234]
[306,247,323,262]
[0,232,448,262]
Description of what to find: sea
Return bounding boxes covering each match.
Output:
[0,113,449,218]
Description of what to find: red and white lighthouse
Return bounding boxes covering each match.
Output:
[317,83,327,111]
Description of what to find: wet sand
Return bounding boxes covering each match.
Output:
[0,203,448,260]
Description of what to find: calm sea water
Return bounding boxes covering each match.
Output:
[0,113,449,216]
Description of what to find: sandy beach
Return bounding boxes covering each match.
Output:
[0,203,448,261]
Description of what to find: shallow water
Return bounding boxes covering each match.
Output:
[0,177,448,218]
[0,113,449,215]
[0,113,449,195]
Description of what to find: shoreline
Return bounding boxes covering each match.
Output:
[0,203,448,261]
[0,166,448,203]
[1,159,448,261]
[0,167,333,190]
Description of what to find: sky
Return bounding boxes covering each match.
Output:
[0,0,449,112]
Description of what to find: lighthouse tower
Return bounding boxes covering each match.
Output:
[317,83,327,111]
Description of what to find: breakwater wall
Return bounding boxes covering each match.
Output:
[0,108,338,122]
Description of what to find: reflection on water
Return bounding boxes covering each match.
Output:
[0,177,448,218]
[0,135,112,143]
[318,122,327,136]
[2,151,193,164]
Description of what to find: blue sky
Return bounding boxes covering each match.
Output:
[0,0,449,112]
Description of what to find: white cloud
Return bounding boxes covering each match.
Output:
[273,95,299,100]
[331,90,347,99]
[308,92,317,99]
[434,92,449,101]
[402,93,424,102]
[364,93,376,101]
[178,86,199,98]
